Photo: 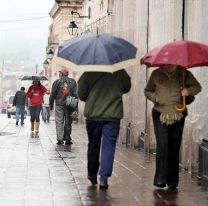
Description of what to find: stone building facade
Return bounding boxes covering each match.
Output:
[47,0,208,173]
[46,0,84,86]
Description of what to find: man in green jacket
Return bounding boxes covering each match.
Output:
[78,69,131,189]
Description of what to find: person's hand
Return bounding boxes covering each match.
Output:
[181,87,189,96]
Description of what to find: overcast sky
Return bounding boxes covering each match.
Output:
[0,0,55,66]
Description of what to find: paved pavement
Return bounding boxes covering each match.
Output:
[0,114,207,206]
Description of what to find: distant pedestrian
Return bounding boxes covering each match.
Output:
[144,65,201,190]
[42,89,50,123]
[78,69,131,189]
[27,80,47,135]
[13,86,28,126]
[49,66,77,145]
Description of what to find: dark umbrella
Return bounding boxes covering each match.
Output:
[54,33,138,73]
[21,75,48,81]
[141,40,208,111]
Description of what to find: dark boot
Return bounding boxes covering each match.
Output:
[31,122,34,131]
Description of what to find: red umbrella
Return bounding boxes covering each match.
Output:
[141,40,208,111]
[140,40,208,68]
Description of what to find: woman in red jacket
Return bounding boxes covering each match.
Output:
[27,80,47,134]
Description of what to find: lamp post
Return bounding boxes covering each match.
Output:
[35,64,38,74]
[67,8,91,36]
[43,59,49,69]
[71,8,91,19]
[67,21,78,36]
[46,48,54,60]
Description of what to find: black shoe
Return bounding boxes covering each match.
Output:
[167,184,178,191]
[99,179,108,189]
[88,178,98,186]
[16,122,18,125]
[56,140,64,145]
[154,182,166,188]
[65,140,73,145]
[21,122,24,126]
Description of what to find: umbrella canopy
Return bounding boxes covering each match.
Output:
[140,40,208,68]
[141,40,208,112]
[54,33,138,73]
[21,75,48,81]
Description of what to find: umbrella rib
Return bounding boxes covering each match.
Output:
[97,37,114,65]
[150,46,164,66]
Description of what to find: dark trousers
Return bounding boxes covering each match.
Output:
[30,106,42,122]
[86,120,120,181]
[152,109,186,187]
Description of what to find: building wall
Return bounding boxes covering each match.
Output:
[47,1,83,87]
[180,0,208,172]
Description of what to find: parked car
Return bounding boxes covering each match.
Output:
[1,101,7,114]
[6,95,15,118]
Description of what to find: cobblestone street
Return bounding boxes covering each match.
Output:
[0,114,207,206]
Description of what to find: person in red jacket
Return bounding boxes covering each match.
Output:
[27,80,47,135]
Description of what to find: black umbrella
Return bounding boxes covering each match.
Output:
[21,75,48,81]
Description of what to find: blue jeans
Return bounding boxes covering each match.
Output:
[42,106,50,122]
[30,106,42,122]
[16,105,25,124]
[86,120,120,181]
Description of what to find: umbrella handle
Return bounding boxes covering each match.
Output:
[174,96,186,112]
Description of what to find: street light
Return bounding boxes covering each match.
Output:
[46,48,54,60]
[71,7,91,19]
[43,59,49,69]
[67,8,91,36]
[67,21,78,36]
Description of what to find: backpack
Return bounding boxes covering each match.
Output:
[60,78,78,110]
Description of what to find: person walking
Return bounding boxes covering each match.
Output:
[27,80,47,135]
[78,69,131,189]
[49,66,77,145]
[42,90,50,123]
[144,65,201,191]
[13,86,28,125]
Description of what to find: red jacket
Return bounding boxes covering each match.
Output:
[27,85,47,107]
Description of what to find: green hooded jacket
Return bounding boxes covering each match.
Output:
[78,69,131,121]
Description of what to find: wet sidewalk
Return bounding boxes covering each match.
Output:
[0,115,207,206]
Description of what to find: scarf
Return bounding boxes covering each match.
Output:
[160,112,184,125]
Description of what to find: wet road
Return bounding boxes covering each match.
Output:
[0,114,207,206]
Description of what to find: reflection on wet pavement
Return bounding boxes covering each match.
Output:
[0,116,207,205]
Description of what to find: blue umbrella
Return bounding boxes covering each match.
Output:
[54,33,138,73]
